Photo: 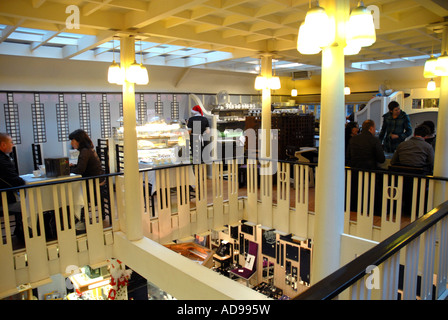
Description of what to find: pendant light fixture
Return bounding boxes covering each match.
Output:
[255,75,267,90]
[136,39,149,85]
[424,55,438,78]
[297,22,322,55]
[108,37,123,84]
[346,1,376,48]
[427,78,436,91]
[424,42,438,78]
[344,86,351,95]
[291,80,298,96]
[297,1,333,54]
[269,60,281,90]
[254,59,267,90]
[435,51,448,76]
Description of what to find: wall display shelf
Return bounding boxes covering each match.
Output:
[114,119,189,168]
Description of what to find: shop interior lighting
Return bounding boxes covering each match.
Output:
[435,51,448,76]
[297,1,333,55]
[346,1,376,48]
[427,78,436,91]
[107,37,122,84]
[344,86,351,95]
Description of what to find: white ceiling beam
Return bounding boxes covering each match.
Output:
[30,30,61,51]
[124,0,208,29]
[62,30,115,59]
[412,0,448,17]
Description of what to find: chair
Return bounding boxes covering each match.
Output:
[229,241,258,287]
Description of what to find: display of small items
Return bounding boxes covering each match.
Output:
[253,282,283,299]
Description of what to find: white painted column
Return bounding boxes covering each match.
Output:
[311,0,348,284]
[260,54,272,159]
[120,35,143,241]
[433,26,448,207]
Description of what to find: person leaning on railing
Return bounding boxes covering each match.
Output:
[0,132,25,240]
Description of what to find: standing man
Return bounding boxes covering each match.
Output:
[379,101,412,153]
[0,132,25,238]
[187,105,211,164]
[348,120,386,170]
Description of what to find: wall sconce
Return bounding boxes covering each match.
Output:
[427,78,436,91]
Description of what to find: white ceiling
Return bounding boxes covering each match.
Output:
[0,0,447,76]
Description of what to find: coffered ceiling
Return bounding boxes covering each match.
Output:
[0,0,447,76]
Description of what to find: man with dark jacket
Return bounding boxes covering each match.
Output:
[379,101,412,153]
[0,132,25,238]
[390,125,434,174]
[348,120,386,170]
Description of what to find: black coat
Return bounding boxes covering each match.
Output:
[347,131,386,170]
[0,151,25,203]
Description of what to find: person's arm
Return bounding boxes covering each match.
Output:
[378,119,387,142]
[427,145,435,169]
[0,156,25,187]
[70,148,89,175]
[400,114,412,141]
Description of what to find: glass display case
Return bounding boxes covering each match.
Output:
[114,119,189,167]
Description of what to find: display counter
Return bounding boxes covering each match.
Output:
[114,119,189,169]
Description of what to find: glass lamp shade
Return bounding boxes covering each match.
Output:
[423,55,438,78]
[291,88,298,97]
[126,60,142,83]
[108,61,123,84]
[427,79,436,91]
[346,5,376,48]
[135,64,149,85]
[269,76,281,90]
[435,53,448,76]
[344,42,361,55]
[255,76,267,90]
[344,87,351,95]
[304,6,334,48]
[297,22,322,55]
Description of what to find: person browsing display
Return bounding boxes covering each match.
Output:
[378,101,412,153]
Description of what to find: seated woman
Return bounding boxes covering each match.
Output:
[69,129,104,179]
[68,129,104,230]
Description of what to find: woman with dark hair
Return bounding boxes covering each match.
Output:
[69,129,105,232]
[68,129,104,178]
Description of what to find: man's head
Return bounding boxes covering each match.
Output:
[0,133,14,154]
[414,125,430,138]
[388,101,401,117]
[362,119,376,135]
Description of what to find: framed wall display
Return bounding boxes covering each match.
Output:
[412,98,439,109]
[261,229,276,258]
